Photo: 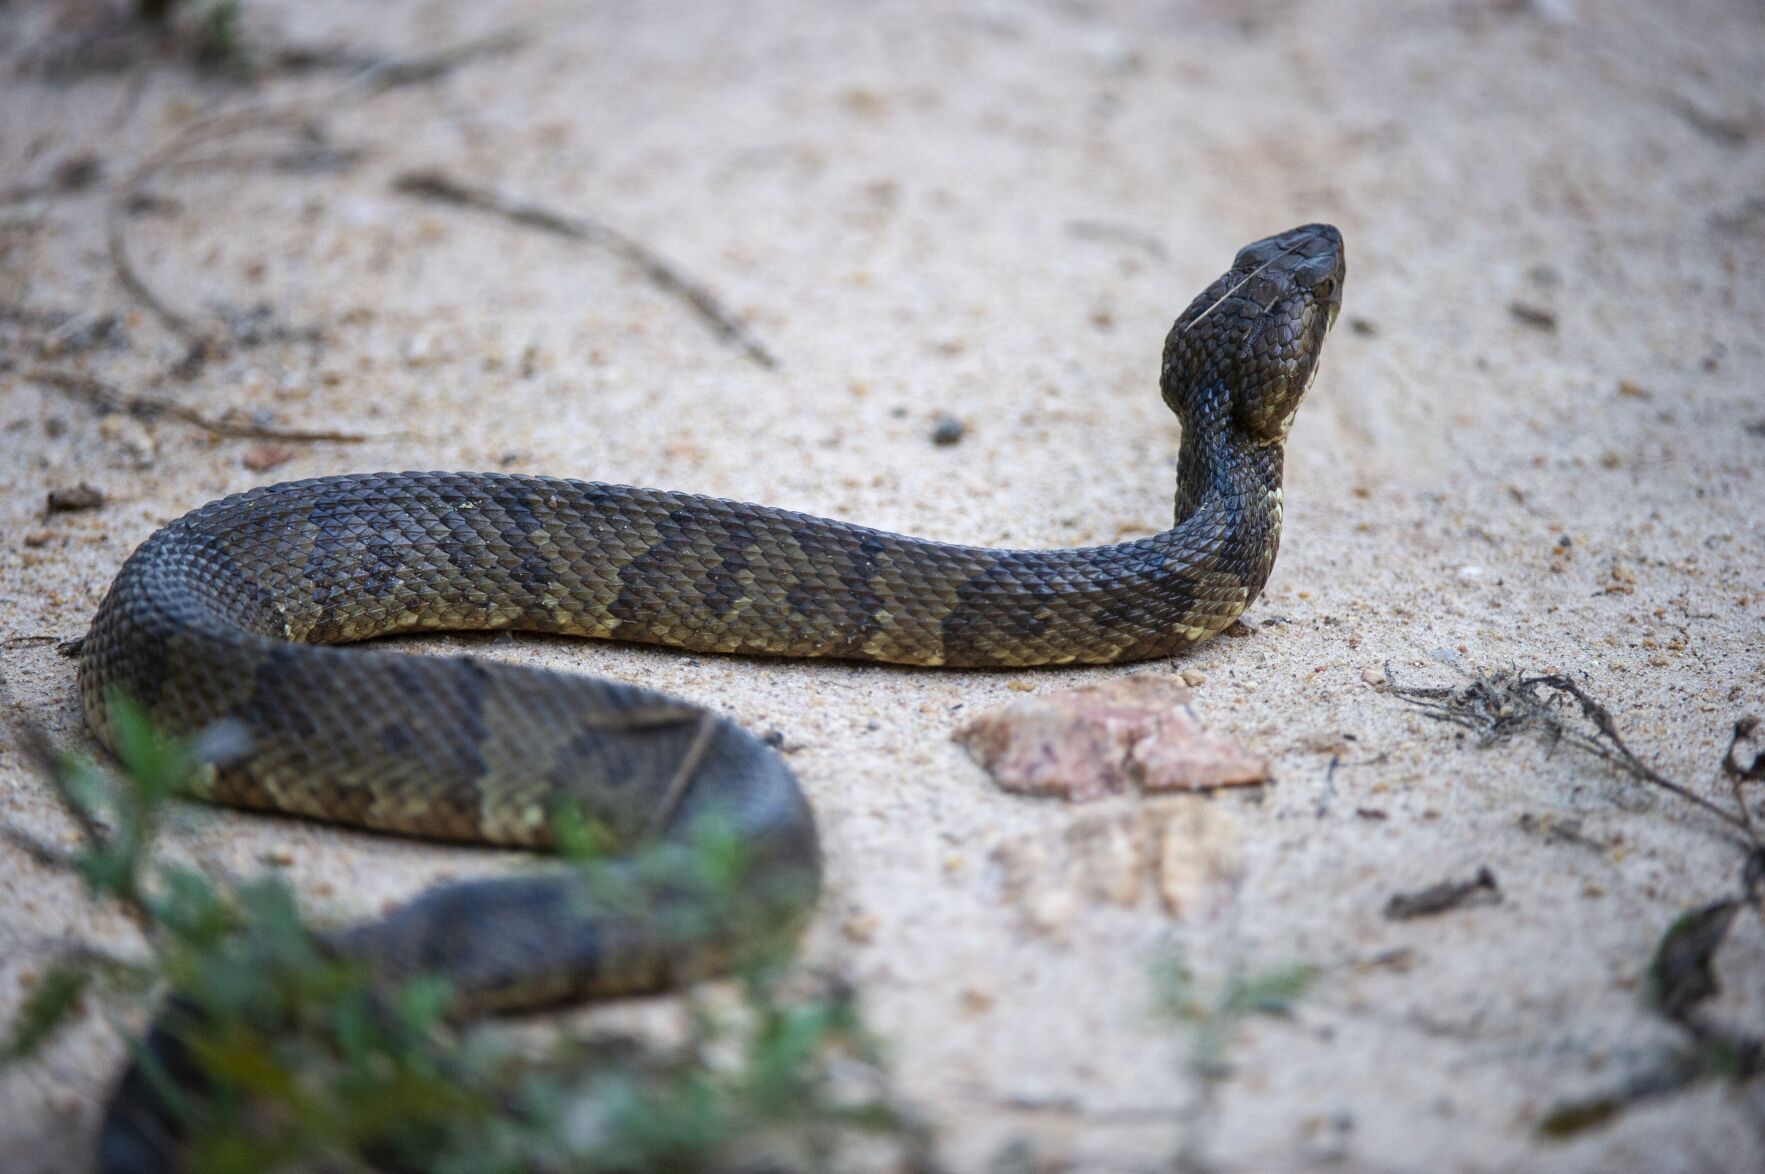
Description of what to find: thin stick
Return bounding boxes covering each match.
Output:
[1722,718,1763,845]
[645,713,721,839]
[102,24,537,346]
[392,169,779,370]
[22,366,375,443]
[106,108,318,344]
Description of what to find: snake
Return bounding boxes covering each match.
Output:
[78,223,1343,1169]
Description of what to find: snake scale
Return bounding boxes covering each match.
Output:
[79,223,1343,1169]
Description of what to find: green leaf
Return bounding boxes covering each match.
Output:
[1,965,89,1063]
[397,975,455,1031]
[107,695,191,800]
[1150,950,1200,1022]
[1223,964,1317,1019]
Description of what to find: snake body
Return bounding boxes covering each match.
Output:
[80,224,1343,1168]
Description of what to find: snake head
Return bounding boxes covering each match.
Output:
[1161,223,1344,445]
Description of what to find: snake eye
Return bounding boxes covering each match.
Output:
[1312,276,1338,300]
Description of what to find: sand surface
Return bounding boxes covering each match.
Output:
[2,1,1763,1170]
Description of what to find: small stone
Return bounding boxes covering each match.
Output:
[1384,867,1500,920]
[960,987,995,1014]
[953,673,1269,801]
[842,913,879,944]
[45,483,103,512]
[1025,886,1078,933]
[930,414,967,446]
[1179,668,1207,687]
[23,530,56,547]
[242,444,297,473]
[403,331,439,366]
[1360,667,1386,687]
[1508,301,1557,331]
[98,415,156,468]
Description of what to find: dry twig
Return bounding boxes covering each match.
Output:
[100,25,536,359]
[393,169,779,369]
[21,367,373,443]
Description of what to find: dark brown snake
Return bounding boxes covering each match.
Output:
[79,224,1343,1169]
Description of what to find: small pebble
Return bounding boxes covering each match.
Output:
[1361,667,1386,687]
[930,414,966,446]
[1508,301,1557,332]
[243,444,297,473]
[46,483,103,512]
[23,530,56,547]
[1180,668,1207,686]
[99,415,156,469]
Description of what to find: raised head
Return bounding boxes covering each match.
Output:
[1161,224,1344,445]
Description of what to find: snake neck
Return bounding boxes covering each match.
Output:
[1168,424,1285,601]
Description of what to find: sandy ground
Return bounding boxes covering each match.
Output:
[3,1,1764,1170]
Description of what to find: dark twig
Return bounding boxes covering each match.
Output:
[392,169,778,369]
[0,825,81,873]
[1722,717,1765,865]
[323,28,530,90]
[21,367,375,443]
[1384,867,1500,920]
[646,713,721,839]
[105,107,322,346]
[99,23,532,359]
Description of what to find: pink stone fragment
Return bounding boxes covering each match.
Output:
[953,673,1270,801]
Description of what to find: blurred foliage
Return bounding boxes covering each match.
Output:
[1151,946,1316,1169]
[4,699,929,1172]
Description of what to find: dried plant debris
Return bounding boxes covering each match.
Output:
[954,674,1270,802]
[1386,661,1763,1135]
[1540,847,1764,1138]
[1385,662,1756,838]
[1649,898,1741,1021]
[1384,867,1500,920]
